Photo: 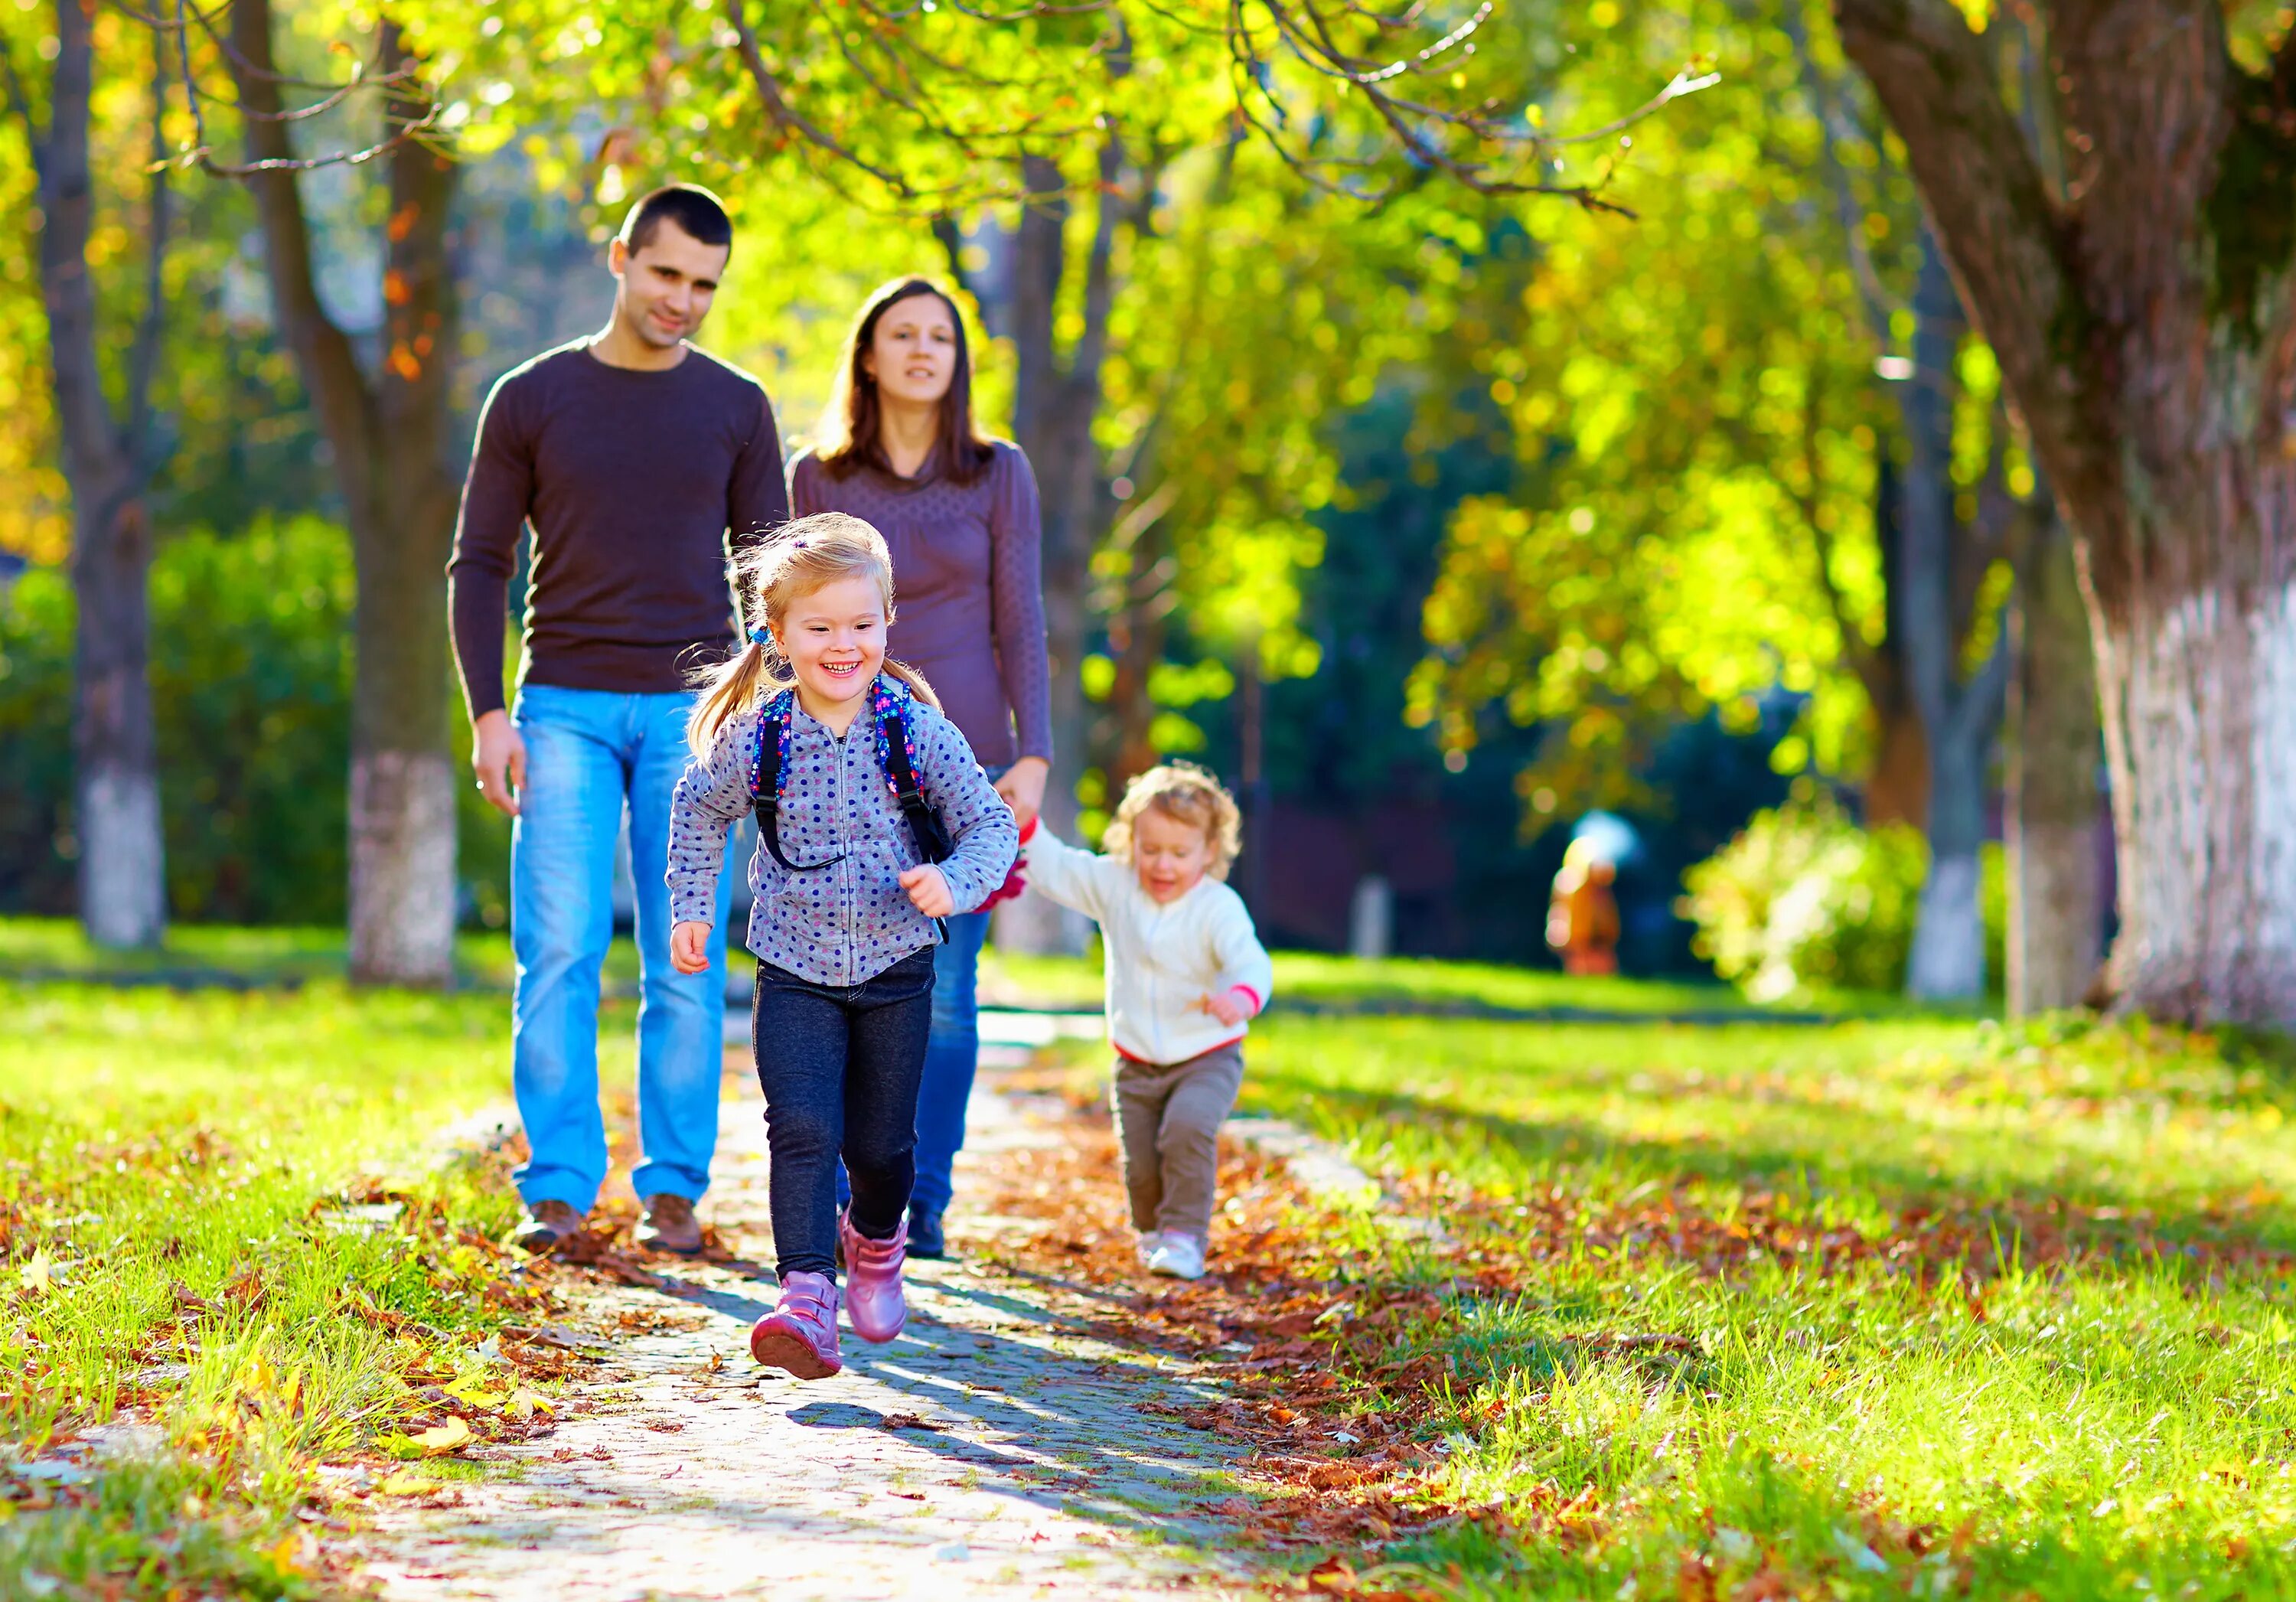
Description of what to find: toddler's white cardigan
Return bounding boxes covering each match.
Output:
[1022,827,1275,1067]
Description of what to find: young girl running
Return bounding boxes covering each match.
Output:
[666,514,1018,1378]
[1017,763,1273,1281]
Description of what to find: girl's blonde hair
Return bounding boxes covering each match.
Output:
[1102,762,1244,879]
[687,512,938,750]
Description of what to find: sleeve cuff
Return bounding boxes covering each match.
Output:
[1228,984,1263,1018]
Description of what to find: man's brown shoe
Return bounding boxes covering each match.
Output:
[512,1199,582,1254]
[636,1193,703,1256]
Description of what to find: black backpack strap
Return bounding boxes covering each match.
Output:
[750,698,843,873]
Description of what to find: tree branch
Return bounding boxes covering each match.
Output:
[223,0,376,481]
[125,34,171,478]
[1830,0,2118,571]
[1776,0,1901,344]
[930,214,982,307]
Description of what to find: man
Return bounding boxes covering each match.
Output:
[448,184,787,1255]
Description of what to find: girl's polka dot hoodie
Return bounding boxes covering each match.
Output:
[666,673,1020,987]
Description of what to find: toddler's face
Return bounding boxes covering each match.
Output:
[775,576,887,714]
[1131,807,1215,904]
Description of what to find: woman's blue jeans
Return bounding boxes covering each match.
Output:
[509,684,729,1215]
[907,908,991,1220]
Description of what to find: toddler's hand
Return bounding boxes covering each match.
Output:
[900,863,954,918]
[670,921,713,975]
[1197,987,1254,1028]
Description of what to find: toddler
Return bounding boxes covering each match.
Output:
[667,514,1018,1378]
[1021,763,1273,1280]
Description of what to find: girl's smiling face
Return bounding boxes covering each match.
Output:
[774,575,888,724]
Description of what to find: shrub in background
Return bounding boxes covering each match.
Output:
[1681,787,1992,1001]
[0,566,75,915]
[149,516,356,922]
[0,517,514,928]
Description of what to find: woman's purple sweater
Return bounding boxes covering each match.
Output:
[788,440,1053,769]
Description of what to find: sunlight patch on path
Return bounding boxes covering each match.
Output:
[354,1062,1267,1601]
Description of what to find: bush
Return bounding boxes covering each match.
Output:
[0,517,530,931]
[1679,789,1929,1000]
[149,516,357,923]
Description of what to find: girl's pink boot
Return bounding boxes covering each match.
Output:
[750,1271,842,1379]
[839,1209,908,1344]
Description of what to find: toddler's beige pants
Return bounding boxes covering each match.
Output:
[1110,1042,1245,1241]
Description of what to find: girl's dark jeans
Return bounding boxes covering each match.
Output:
[752,946,937,1281]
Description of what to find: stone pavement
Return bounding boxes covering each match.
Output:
[354,1054,1274,1601]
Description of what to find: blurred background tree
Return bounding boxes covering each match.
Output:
[0,0,2125,1007]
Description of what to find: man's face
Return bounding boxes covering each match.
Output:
[609,220,730,349]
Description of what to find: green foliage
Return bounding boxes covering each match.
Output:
[0,520,514,928]
[1680,789,1926,1000]
[148,517,356,923]
[1407,0,1915,813]
[0,569,74,914]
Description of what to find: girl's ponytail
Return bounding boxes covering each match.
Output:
[693,513,917,747]
[689,631,774,752]
[882,658,941,710]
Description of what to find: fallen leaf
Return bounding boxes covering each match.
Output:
[409,1416,473,1456]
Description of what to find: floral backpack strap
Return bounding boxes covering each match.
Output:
[871,676,955,866]
[749,690,844,873]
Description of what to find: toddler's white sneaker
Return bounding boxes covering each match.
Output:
[1135,1230,1169,1268]
[1147,1233,1207,1281]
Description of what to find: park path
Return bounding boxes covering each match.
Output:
[351,1023,1279,1602]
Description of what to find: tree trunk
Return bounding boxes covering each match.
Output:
[346,28,461,984]
[39,0,167,948]
[997,147,1119,954]
[229,2,460,984]
[71,494,164,949]
[1833,0,2296,1023]
[1896,240,2007,1000]
[2006,511,2104,1013]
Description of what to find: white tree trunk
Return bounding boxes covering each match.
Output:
[347,749,457,985]
[1906,849,1985,999]
[78,765,165,948]
[2095,579,2296,1020]
[2007,516,2104,1014]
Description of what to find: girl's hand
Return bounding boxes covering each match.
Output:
[993,758,1051,830]
[899,864,955,918]
[670,921,714,975]
[1196,987,1255,1028]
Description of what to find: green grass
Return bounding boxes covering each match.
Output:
[983,947,1843,1018]
[0,915,644,992]
[0,963,625,1597]
[1203,1007,2296,1597]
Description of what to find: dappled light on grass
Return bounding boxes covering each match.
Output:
[0,975,640,1596]
[1020,1002,2296,1597]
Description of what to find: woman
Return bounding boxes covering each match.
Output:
[788,276,1052,1260]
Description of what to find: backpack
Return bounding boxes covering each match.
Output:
[747,677,955,875]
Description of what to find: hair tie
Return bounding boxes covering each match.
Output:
[748,625,769,646]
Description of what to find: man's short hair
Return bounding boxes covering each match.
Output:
[619,184,733,256]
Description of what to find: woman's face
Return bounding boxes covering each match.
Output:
[773,575,888,717]
[862,292,959,411]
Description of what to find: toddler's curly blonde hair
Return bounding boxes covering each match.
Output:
[1102,762,1243,879]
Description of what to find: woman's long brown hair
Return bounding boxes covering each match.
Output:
[814,277,995,486]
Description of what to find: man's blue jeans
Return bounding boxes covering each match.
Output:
[907,907,990,1221]
[510,683,729,1214]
